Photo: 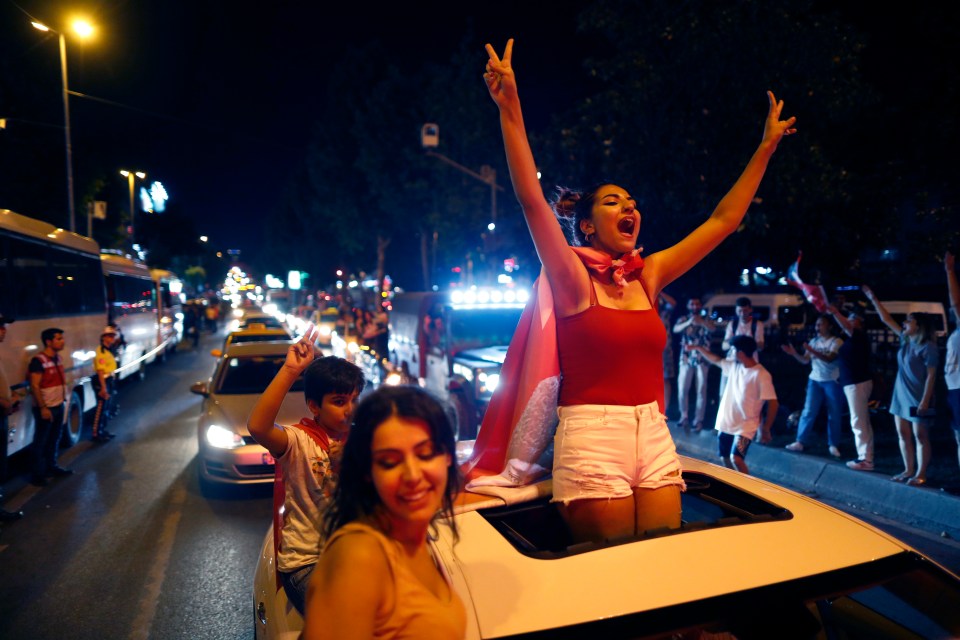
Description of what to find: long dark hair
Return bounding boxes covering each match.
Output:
[322,385,460,541]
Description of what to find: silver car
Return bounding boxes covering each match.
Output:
[191,341,306,487]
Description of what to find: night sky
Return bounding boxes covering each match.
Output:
[2,1,957,285]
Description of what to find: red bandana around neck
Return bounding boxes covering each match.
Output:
[571,247,644,287]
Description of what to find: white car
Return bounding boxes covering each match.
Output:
[191,341,305,488]
[253,454,960,639]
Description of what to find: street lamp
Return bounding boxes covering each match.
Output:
[421,123,505,283]
[31,18,95,233]
[120,169,146,244]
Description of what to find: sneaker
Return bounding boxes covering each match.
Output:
[828,446,842,458]
[846,459,874,471]
[785,442,805,452]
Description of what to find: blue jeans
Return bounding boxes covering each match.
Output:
[279,562,314,615]
[796,378,845,448]
[31,403,65,479]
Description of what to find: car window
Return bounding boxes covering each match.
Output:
[215,356,304,394]
[230,333,290,344]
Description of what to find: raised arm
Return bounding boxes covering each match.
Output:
[947,252,959,320]
[827,303,854,336]
[247,326,320,458]
[484,40,589,310]
[862,285,901,336]
[686,343,722,366]
[643,92,796,294]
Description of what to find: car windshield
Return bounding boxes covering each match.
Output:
[215,355,304,394]
[447,307,523,353]
[229,333,290,344]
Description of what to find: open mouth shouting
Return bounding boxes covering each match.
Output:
[617,215,637,237]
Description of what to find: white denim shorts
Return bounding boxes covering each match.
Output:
[552,401,685,504]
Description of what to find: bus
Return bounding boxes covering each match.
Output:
[150,268,185,357]
[0,209,107,456]
[101,252,163,380]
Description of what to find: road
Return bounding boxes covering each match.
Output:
[1,332,959,640]
[0,334,272,640]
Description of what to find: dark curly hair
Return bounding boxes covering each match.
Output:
[550,182,621,247]
[322,385,461,542]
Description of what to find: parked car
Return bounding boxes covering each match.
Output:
[191,341,304,487]
[252,453,960,639]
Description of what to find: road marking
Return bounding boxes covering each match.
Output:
[128,481,188,640]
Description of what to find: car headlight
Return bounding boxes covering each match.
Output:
[478,372,500,394]
[384,371,403,386]
[205,424,244,449]
[319,325,332,337]
[347,341,360,355]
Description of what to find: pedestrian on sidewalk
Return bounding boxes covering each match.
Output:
[827,303,876,471]
[864,285,938,486]
[27,328,74,485]
[782,315,845,458]
[674,297,715,432]
[944,252,960,473]
[687,336,778,475]
[91,327,119,443]
[719,297,765,400]
[659,291,677,419]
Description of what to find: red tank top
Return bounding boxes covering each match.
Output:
[557,282,666,409]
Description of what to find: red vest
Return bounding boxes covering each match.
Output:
[33,353,66,407]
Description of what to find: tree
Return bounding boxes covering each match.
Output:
[535,0,895,294]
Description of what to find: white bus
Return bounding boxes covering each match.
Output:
[101,252,163,380]
[151,268,185,357]
[0,209,107,455]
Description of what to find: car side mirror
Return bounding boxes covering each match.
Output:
[190,381,209,397]
[210,349,222,358]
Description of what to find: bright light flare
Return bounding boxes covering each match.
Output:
[31,21,51,31]
[71,19,94,38]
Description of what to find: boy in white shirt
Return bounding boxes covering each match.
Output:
[687,335,778,474]
[247,326,364,614]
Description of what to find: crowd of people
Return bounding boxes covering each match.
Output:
[660,255,960,486]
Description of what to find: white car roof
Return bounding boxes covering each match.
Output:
[436,456,909,639]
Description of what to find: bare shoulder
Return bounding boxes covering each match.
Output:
[321,527,392,577]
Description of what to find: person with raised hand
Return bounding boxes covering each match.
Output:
[481,38,796,542]
[863,285,939,486]
[247,325,365,614]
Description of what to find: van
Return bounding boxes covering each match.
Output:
[865,300,948,339]
[704,292,814,334]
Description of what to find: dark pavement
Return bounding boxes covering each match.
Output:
[671,423,960,542]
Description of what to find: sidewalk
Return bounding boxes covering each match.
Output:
[671,424,960,541]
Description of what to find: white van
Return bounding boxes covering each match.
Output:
[866,300,948,339]
[704,292,813,333]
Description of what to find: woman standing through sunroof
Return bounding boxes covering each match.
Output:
[482,38,796,542]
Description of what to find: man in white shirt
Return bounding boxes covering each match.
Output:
[719,297,765,399]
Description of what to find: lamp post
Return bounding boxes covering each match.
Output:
[31,19,94,233]
[120,169,146,245]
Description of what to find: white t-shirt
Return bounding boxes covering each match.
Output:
[946,328,960,391]
[277,426,337,572]
[807,335,842,382]
[716,360,777,439]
